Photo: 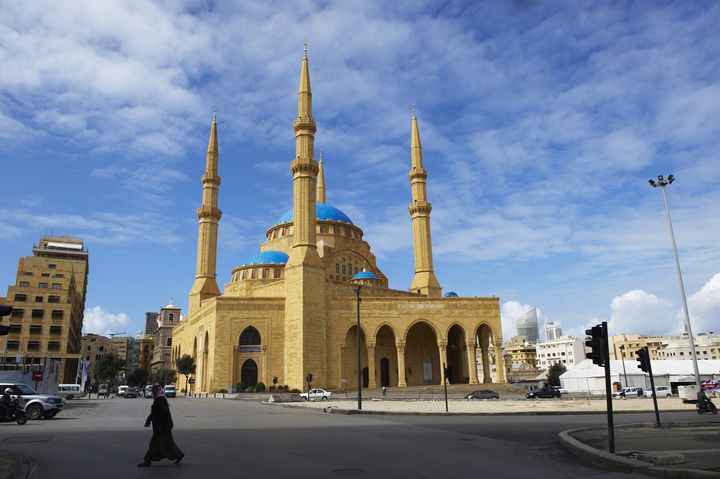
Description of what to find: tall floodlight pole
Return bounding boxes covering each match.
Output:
[648,175,701,390]
[354,286,362,410]
[619,345,628,387]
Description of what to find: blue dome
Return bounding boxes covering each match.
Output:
[352,271,378,280]
[444,291,458,297]
[277,203,353,225]
[243,251,289,266]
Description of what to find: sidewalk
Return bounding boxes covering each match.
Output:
[0,454,32,479]
[560,422,720,477]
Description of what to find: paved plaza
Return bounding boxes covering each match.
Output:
[0,396,713,478]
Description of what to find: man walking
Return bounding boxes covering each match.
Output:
[138,384,184,467]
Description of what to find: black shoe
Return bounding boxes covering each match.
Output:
[175,454,184,465]
[138,462,151,467]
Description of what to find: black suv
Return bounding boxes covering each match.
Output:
[526,388,561,399]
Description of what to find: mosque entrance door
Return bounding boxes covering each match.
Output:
[380,358,390,387]
[241,359,258,387]
[362,367,369,388]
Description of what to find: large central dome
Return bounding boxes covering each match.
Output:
[277,202,353,225]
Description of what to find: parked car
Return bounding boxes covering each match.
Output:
[56,384,83,400]
[124,387,139,398]
[163,386,177,398]
[613,387,643,398]
[98,384,110,397]
[552,386,569,394]
[0,383,64,420]
[643,386,672,398]
[299,388,333,401]
[144,385,153,398]
[465,389,500,400]
[117,385,129,397]
[526,388,561,399]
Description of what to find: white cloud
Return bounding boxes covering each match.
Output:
[83,306,130,336]
[686,273,720,335]
[607,290,675,336]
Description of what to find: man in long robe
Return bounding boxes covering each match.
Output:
[138,384,184,467]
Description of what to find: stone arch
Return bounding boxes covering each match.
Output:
[474,322,497,383]
[374,324,398,387]
[240,359,258,387]
[445,324,468,384]
[238,326,261,346]
[403,321,440,386]
[342,325,368,390]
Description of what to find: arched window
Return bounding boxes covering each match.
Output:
[241,271,246,280]
[336,264,339,273]
[320,225,327,233]
[342,265,346,274]
[251,269,257,279]
[336,275,340,281]
[262,269,268,279]
[274,269,281,278]
[239,326,261,345]
[169,314,174,322]
[166,338,172,347]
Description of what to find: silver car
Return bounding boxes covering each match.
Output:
[0,383,63,420]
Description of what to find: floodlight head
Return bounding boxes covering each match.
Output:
[658,175,664,181]
[668,174,674,184]
[648,179,656,187]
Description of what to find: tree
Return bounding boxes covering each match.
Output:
[176,354,196,395]
[93,354,125,388]
[149,369,177,386]
[127,367,149,387]
[545,363,567,388]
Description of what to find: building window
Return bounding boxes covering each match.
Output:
[38,282,48,288]
[274,269,281,278]
[342,265,346,274]
[169,314,174,322]
[30,325,42,334]
[19,282,29,287]
[13,294,26,302]
[336,275,339,281]
[55,274,64,278]
[262,269,268,279]
[41,273,50,277]
[48,264,56,269]
[9,325,21,333]
[48,296,60,303]
[51,310,63,319]
[48,342,60,351]
[50,326,61,335]
[166,338,172,347]
[99,346,104,352]
[23,272,33,276]
[11,309,23,319]
[320,225,327,233]
[52,283,61,289]
[336,264,339,273]
[6,341,19,351]
[27,341,40,351]
[251,269,257,279]
[35,296,43,302]
[31,309,44,319]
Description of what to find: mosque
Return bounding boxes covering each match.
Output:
[171,48,505,392]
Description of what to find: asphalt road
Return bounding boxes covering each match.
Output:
[0,397,710,478]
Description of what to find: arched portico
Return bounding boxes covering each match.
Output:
[342,325,368,389]
[373,324,398,387]
[445,324,468,384]
[474,323,505,383]
[403,321,440,386]
[234,326,263,388]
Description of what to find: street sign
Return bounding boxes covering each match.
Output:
[32,371,43,381]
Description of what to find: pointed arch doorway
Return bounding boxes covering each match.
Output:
[241,359,258,387]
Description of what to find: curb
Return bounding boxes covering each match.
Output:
[558,425,720,478]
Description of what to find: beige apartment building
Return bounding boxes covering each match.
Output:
[150,303,179,373]
[609,334,676,362]
[0,236,89,382]
[81,333,111,378]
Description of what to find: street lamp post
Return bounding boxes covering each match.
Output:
[648,175,701,390]
[354,285,362,410]
[619,345,628,387]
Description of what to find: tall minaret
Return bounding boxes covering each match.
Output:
[189,110,222,312]
[317,151,326,203]
[408,107,441,297]
[284,43,327,389]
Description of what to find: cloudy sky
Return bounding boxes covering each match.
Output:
[1,1,718,340]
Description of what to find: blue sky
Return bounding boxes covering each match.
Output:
[1,1,719,341]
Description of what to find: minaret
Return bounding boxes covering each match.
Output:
[189,110,222,312]
[284,43,327,389]
[317,151,326,203]
[408,107,441,297]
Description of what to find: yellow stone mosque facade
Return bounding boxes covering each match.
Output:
[171,48,505,392]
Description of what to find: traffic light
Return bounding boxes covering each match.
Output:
[636,347,650,373]
[585,325,605,366]
[0,305,12,336]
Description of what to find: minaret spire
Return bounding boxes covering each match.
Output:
[189,110,222,311]
[317,150,326,203]
[408,108,441,297]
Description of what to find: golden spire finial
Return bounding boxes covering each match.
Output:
[212,106,217,123]
[319,148,323,162]
[303,38,308,58]
[412,103,416,118]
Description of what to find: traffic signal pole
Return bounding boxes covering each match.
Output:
[601,321,615,454]
[638,347,661,427]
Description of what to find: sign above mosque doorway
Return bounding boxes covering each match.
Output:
[239,345,261,353]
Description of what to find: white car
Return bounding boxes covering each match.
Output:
[643,386,672,398]
[612,387,642,398]
[299,388,333,401]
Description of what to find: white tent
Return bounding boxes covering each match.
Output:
[560,359,720,395]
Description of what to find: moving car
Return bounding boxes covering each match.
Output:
[124,387,140,398]
[612,387,643,398]
[552,386,569,394]
[163,385,177,398]
[56,384,83,400]
[465,389,500,400]
[643,386,672,398]
[0,383,64,420]
[299,388,333,401]
[526,388,561,399]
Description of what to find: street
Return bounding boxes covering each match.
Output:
[0,397,712,478]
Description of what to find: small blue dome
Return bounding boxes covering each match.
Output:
[444,291,458,297]
[243,251,289,266]
[277,203,353,225]
[352,271,378,280]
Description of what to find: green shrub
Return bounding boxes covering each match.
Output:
[254,382,266,393]
[245,386,255,393]
[290,388,301,394]
[236,382,246,392]
[218,388,227,393]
